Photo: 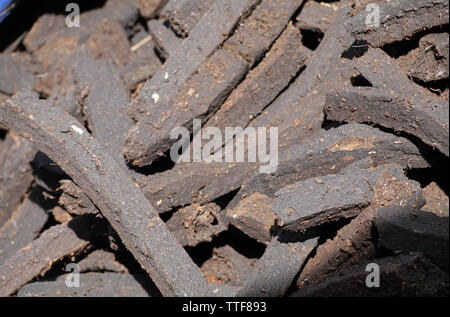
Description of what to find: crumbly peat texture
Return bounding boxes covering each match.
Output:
[0,0,448,297]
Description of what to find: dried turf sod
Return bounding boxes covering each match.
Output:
[0,186,49,263]
[294,253,449,297]
[297,167,425,287]
[72,55,133,167]
[272,165,415,236]
[0,54,35,95]
[160,0,216,38]
[295,1,337,35]
[23,0,139,53]
[0,215,107,296]
[136,0,167,20]
[17,272,159,297]
[201,245,255,287]
[423,182,449,217]
[346,0,449,47]
[125,0,305,167]
[326,48,449,156]
[84,19,131,67]
[147,19,182,60]
[236,238,318,297]
[203,23,311,144]
[58,179,98,216]
[0,91,214,297]
[397,33,449,83]
[374,205,449,271]
[137,123,428,214]
[76,250,128,273]
[326,86,449,157]
[226,193,277,245]
[0,133,35,227]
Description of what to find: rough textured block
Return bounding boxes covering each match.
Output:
[236,237,318,297]
[24,0,139,53]
[223,0,305,65]
[59,180,97,216]
[84,19,131,66]
[73,56,133,166]
[201,245,255,287]
[137,0,168,19]
[226,193,277,244]
[147,19,182,59]
[398,33,449,83]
